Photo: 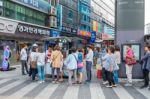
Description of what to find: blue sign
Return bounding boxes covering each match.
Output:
[90,31,96,43]
[51,30,60,37]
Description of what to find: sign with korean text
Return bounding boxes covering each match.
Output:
[17,23,50,36]
[62,26,77,34]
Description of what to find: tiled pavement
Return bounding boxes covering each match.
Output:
[0,66,150,99]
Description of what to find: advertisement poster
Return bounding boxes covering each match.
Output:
[122,44,141,61]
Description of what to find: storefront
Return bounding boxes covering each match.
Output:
[0,17,50,64]
[60,26,80,49]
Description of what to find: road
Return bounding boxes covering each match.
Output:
[0,65,149,99]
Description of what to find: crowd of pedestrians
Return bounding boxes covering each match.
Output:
[20,43,150,90]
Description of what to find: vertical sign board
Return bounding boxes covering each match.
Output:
[116,0,145,78]
[90,31,96,43]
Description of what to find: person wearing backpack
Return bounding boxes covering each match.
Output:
[65,48,78,85]
[77,48,84,84]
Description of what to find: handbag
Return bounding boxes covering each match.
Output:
[77,62,84,68]
[125,56,137,65]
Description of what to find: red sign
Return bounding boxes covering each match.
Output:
[78,30,91,37]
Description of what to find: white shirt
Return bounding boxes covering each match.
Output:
[37,53,46,66]
[86,49,93,62]
[30,52,38,62]
[114,51,121,64]
[20,48,27,61]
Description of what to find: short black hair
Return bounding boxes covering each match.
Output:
[71,48,76,53]
[87,45,92,49]
[115,45,120,51]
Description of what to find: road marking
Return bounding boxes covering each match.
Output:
[34,83,59,99]
[63,85,79,99]
[8,81,40,99]
[0,79,11,85]
[0,79,26,94]
[90,83,105,99]
[113,85,134,99]
[135,87,150,99]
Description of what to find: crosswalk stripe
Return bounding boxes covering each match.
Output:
[90,83,105,99]
[34,83,59,99]
[113,85,134,99]
[8,81,40,99]
[0,79,11,85]
[0,79,26,94]
[135,87,150,99]
[63,85,79,99]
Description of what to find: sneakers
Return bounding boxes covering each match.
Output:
[124,83,132,87]
[106,85,113,88]
[38,81,42,84]
[103,81,109,85]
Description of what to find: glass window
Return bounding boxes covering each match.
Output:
[68,10,73,19]
[51,0,57,7]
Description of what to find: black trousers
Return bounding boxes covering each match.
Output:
[143,69,149,86]
[102,68,108,81]
[21,60,29,75]
[107,71,115,86]
[32,68,37,80]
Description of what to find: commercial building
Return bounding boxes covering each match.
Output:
[91,0,115,45]
[78,0,91,38]
[0,0,59,64]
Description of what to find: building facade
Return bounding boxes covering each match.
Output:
[0,0,59,64]
[91,0,115,44]
[78,0,91,38]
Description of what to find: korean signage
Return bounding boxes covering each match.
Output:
[62,26,77,34]
[90,31,96,43]
[78,30,91,37]
[14,0,50,13]
[0,18,18,34]
[51,30,60,37]
[17,23,50,36]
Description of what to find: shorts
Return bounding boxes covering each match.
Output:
[77,68,83,73]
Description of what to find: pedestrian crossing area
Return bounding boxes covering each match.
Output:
[0,78,149,99]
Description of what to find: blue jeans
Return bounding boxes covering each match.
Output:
[86,61,92,82]
[113,70,119,84]
[37,66,45,81]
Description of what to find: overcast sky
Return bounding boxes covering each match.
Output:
[145,0,150,24]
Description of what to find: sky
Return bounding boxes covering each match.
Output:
[145,0,150,24]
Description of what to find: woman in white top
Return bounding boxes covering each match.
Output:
[37,47,46,83]
[114,46,121,84]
